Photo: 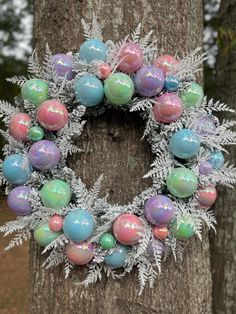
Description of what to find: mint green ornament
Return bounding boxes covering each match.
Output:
[28,126,44,141]
[180,82,203,107]
[21,79,49,107]
[167,168,198,198]
[171,218,195,240]
[99,233,116,249]
[34,222,61,247]
[104,73,134,105]
[41,179,71,209]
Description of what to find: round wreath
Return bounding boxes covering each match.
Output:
[1,15,236,294]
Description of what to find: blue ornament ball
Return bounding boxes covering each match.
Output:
[79,39,107,63]
[74,75,104,107]
[169,129,200,159]
[208,151,224,169]
[164,75,179,92]
[63,208,95,242]
[2,154,32,185]
[104,245,128,269]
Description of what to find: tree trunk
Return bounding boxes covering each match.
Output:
[30,1,211,313]
[211,1,236,313]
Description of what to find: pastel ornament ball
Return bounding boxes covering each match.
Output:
[37,100,68,131]
[167,168,198,198]
[197,185,217,208]
[63,209,95,242]
[98,63,112,79]
[153,93,183,123]
[199,161,213,176]
[28,126,44,142]
[9,113,31,142]
[104,245,128,269]
[7,186,32,216]
[171,217,195,240]
[79,38,107,63]
[153,225,169,240]
[164,75,179,92]
[153,55,179,75]
[208,151,224,170]
[21,79,49,107]
[41,179,71,209]
[66,241,94,265]
[74,75,104,107]
[118,42,143,74]
[51,53,74,80]
[180,82,204,107]
[99,233,116,250]
[34,222,61,247]
[146,239,165,257]
[49,215,64,232]
[169,129,200,159]
[2,154,32,185]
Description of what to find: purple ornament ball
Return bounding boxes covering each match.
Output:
[7,186,32,215]
[199,161,213,176]
[146,239,165,257]
[51,54,74,80]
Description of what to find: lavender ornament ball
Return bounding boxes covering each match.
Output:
[199,161,213,176]
[51,53,74,80]
[7,186,32,215]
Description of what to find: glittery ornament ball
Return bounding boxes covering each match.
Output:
[49,215,64,232]
[63,209,95,242]
[199,161,213,176]
[197,185,217,208]
[171,217,195,240]
[153,225,169,240]
[34,222,61,247]
[118,42,143,74]
[134,65,164,97]
[2,154,32,185]
[104,245,128,269]
[167,168,198,198]
[153,93,183,123]
[37,100,68,131]
[79,38,107,63]
[28,140,60,171]
[208,151,224,170]
[41,179,71,209]
[7,186,32,216]
[9,113,31,142]
[28,126,44,142]
[193,115,216,136]
[144,195,176,225]
[99,233,116,249]
[98,63,112,79]
[153,55,179,75]
[66,241,94,265]
[146,239,165,257]
[51,53,74,80]
[169,129,200,159]
[164,75,179,92]
[180,82,203,107]
[21,79,49,107]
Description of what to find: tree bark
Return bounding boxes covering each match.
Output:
[30,1,211,314]
[211,1,236,313]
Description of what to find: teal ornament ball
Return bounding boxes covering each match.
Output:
[167,168,198,198]
[79,38,107,63]
[164,75,179,92]
[28,126,44,142]
[171,217,195,240]
[104,73,134,105]
[21,79,49,107]
[104,245,128,269]
[74,75,104,107]
[99,233,116,250]
[169,129,200,159]
[208,151,224,169]
[34,222,61,247]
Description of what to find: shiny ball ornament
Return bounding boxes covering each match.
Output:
[153,225,169,240]
[118,42,143,74]
[171,218,195,240]
[164,75,179,92]
[37,100,68,131]
[28,140,60,171]
[167,168,198,198]
[113,213,144,245]
[51,53,74,80]
[153,93,183,123]
[21,79,49,107]
[66,241,94,265]
[144,195,176,226]
[180,82,204,107]
[197,185,217,208]
[193,115,216,136]
[169,129,201,159]
[104,245,128,269]
[34,222,61,247]
[99,233,116,249]
[2,154,32,185]
[104,73,134,105]
[199,161,213,176]
[41,179,71,209]
[153,55,179,75]
[134,65,165,97]
[49,215,64,232]
[63,209,95,242]
[28,126,44,142]
[98,63,112,79]
[7,186,32,216]
[9,113,31,142]
[146,239,165,257]
[208,151,224,170]
[79,38,107,63]
[74,75,104,107]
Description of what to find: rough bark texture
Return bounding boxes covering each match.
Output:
[211,1,236,313]
[30,1,212,314]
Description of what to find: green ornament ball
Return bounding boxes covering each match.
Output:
[104,73,134,105]
[180,82,203,107]
[28,126,44,141]
[41,179,71,209]
[171,218,195,240]
[167,168,198,198]
[99,233,116,249]
[34,222,62,247]
[21,79,49,107]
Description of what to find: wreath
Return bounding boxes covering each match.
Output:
[1,15,236,294]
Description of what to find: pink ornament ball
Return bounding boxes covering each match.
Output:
[49,215,64,232]
[98,63,112,79]
[153,93,183,123]
[113,213,144,245]
[118,42,143,74]
[9,113,31,142]
[153,225,169,240]
[65,241,94,265]
[153,55,179,75]
[37,100,68,131]
[197,185,217,208]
